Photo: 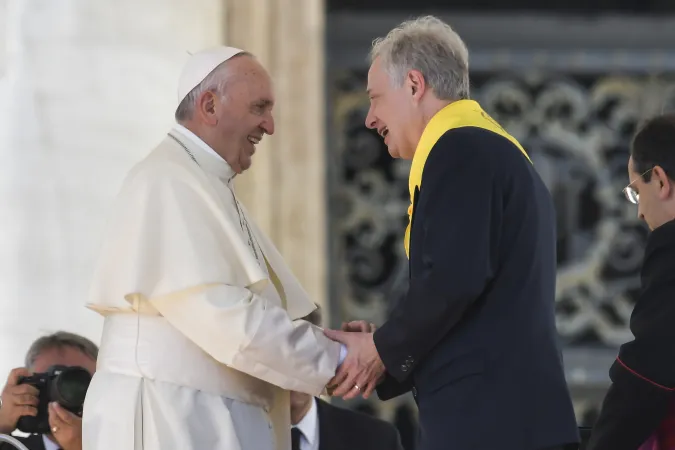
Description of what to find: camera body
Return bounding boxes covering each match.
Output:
[16,365,92,434]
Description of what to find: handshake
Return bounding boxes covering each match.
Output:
[323,320,386,401]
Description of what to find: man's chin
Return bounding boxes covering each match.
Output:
[239,157,253,172]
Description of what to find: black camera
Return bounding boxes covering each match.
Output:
[16,365,92,434]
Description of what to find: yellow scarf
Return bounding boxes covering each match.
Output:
[404,99,532,258]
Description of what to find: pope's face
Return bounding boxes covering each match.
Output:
[215,56,275,173]
[364,57,419,160]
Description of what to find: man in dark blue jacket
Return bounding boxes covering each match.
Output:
[324,15,580,450]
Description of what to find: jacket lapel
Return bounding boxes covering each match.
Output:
[316,400,348,450]
[409,186,420,279]
[23,434,48,450]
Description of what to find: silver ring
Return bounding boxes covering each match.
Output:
[354,384,361,391]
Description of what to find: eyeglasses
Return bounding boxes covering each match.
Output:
[623,168,654,204]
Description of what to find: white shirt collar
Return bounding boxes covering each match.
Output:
[294,397,319,448]
[43,434,60,450]
[172,124,223,161]
[170,123,236,182]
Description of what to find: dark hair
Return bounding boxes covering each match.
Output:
[24,331,98,369]
[631,114,675,182]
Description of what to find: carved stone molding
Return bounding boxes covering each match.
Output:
[226,0,329,314]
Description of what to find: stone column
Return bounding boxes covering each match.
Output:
[0,0,227,379]
[227,0,329,318]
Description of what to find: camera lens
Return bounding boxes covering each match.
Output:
[52,367,91,410]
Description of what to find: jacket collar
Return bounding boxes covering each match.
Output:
[404,99,531,258]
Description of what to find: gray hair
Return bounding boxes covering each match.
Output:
[174,51,252,122]
[369,15,470,100]
[24,331,98,369]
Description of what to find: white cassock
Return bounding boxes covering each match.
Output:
[81,124,341,450]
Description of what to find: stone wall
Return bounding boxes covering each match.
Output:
[0,0,328,378]
[0,0,228,378]
[227,0,329,319]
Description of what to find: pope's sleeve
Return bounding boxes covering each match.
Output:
[152,285,340,396]
[101,166,340,396]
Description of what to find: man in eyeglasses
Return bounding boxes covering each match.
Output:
[587,114,675,450]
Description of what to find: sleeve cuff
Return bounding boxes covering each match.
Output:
[338,344,348,366]
[374,325,414,382]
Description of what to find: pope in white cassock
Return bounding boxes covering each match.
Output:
[81,47,346,450]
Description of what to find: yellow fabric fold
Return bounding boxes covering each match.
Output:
[404,99,532,258]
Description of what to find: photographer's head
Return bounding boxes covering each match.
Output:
[25,331,97,375]
[0,332,98,450]
[626,114,675,230]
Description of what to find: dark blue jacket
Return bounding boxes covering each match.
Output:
[373,127,580,450]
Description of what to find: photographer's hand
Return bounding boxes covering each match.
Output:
[0,368,39,434]
[49,402,82,450]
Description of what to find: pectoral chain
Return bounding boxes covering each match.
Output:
[169,133,199,165]
[168,133,263,266]
[230,193,262,263]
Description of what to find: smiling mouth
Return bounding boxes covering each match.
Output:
[248,135,262,145]
[378,127,389,139]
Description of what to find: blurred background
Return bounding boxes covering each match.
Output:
[2,0,675,448]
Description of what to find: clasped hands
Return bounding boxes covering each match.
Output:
[323,321,386,401]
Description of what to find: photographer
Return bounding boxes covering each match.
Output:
[0,332,97,450]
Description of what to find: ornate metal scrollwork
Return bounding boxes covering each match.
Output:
[329,69,675,443]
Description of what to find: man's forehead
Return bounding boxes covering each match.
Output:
[627,156,637,173]
[366,60,387,90]
[230,56,272,85]
[228,66,274,102]
[229,53,260,71]
[366,68,377,94]
[32,346,96,371]
[253,76,275,105]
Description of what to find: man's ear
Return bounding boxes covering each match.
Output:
[406,70,426,101]
[653,165,672,199]
[197,91,218,125]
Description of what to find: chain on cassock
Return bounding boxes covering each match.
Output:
[327,68,675,439]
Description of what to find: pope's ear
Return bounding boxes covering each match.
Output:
[196,91,219,124]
